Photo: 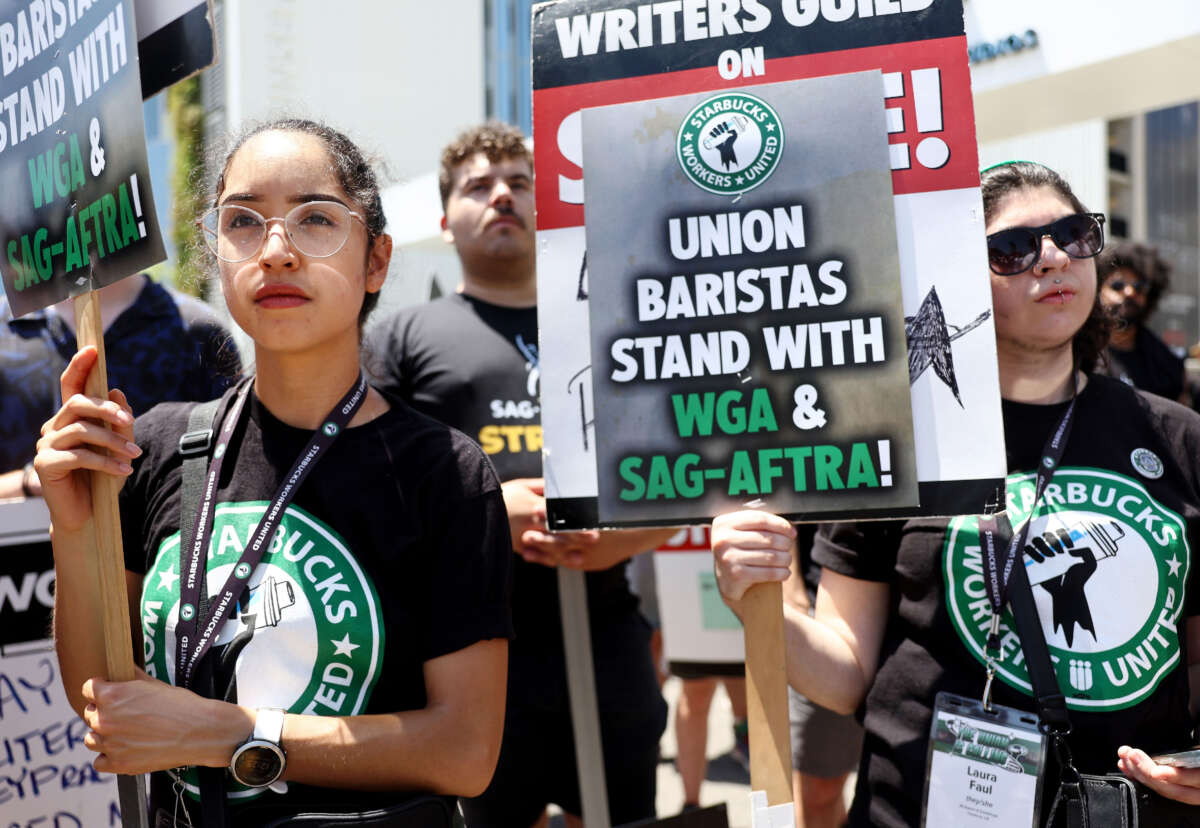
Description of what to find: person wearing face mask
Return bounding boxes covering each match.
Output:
[710,162,1200,826]
[1096,240,1187,404]
[36,119,512,826]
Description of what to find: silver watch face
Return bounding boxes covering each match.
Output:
[231,742,284,787]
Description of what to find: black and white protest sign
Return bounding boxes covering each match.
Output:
[533,0,1007,528]
[0,0,166,317]
[584,72,917,523]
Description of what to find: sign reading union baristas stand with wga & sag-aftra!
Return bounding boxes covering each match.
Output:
[532,0,1007,528]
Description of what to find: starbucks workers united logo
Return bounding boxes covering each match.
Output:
[945,469,1190,711]
[677,91,783,196]
[141,501,384,800]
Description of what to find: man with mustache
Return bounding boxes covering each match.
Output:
[366,122,670,828]
[1098,241,1187,403]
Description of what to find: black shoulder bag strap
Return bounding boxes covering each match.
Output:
[1007,558,1090,827]
[179,398,230,828]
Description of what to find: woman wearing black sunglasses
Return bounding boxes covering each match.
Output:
[710,161,1200,826]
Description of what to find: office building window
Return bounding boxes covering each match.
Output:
[485,0,533,134]
[1144,102,1199,349]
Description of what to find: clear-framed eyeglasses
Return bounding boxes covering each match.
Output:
[198,201,367,263]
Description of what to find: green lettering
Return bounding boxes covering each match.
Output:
[64,215,83,272]
[758,448,784,494]
[716,391,746,434]
[747,388,778,432]
[672,392,715,438]
[783,446,812,492]
[20,235,38,286]
[814,446,845,491]
[28,150,55,208]
[68,133,85,192]
[618,457,645,501]
[53,141,70,198]
[646,455,675,500]
[8,239,23,291]
[33,227,50,279]
[86,199,106,258]
[674,453,704,498]
[846,443,878,488]
[118,183,139,246]
[77,204,93,263]
[100,193,121,252]
[728,451,758,496]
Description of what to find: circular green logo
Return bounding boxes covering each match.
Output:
[179,603,195,621]
[142,501,385,802]
[676,92,783,196]
[945,468,1189,712]
[323,422,339,437]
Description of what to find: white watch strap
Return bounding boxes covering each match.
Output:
[253,708,286,745]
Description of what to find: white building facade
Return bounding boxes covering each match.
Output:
[203,1,1200,344]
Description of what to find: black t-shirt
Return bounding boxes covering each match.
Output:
[814,375,1200,827]
[366,294,649,711]
[1104,326,1185,402]
[119,388,512,822]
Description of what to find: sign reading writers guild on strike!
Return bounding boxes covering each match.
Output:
[0,0,165,317]
[585,73,918,523]
[533,0,1008,530]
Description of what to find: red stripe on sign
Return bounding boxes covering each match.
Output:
[655,526,712,553]
[533,36,979,231]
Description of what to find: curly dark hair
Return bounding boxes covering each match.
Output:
[980,161,1112,373]
[1096,240,1171,317]
[438,121,531,207]
[210,118,388,328]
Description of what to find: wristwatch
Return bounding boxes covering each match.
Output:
[229,708,287,788]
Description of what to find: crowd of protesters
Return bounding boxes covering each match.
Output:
[3,116,1199,827]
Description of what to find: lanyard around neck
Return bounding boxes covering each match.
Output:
[173,374,368,690]
[977,373,1080,653]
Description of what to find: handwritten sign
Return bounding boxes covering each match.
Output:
[1,499,119,826]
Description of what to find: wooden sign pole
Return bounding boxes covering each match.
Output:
[73,291,149,828]
[741,582,795,827]
[558,567,612,827]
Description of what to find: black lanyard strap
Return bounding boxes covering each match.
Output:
[174,374,368,689]
[976,372,1079,732]
[978,374,1080,640]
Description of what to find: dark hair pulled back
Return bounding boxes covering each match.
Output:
[211,118,388,326]
[980,161,1112,373]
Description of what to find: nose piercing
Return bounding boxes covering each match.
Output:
[1054,279,1062,284]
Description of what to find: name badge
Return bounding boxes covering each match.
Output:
[921,692,1046,826]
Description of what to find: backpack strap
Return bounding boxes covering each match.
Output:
[177,398,230,828]
[179,398,221,564]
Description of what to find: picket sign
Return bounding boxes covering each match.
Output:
[73,290,150,828]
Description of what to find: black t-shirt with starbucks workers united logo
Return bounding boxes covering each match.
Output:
[119,386,513,823]
[814,374,1200,828]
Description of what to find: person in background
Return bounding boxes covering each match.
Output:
[366,122,671,828]
[0,274,240,498]
[1097,240,1188,403]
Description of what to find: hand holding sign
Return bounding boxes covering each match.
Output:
[34,347,138,533]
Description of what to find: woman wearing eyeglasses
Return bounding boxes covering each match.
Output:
[711,161,1200,826]
[35,120,512,825]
